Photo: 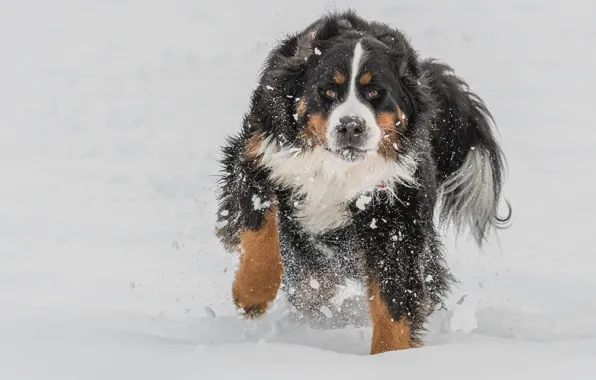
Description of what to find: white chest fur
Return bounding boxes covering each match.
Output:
[258,139,418,234]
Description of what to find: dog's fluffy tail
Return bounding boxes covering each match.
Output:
[422,59,511,245]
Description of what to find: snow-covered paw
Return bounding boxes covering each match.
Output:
[235,301,270,319]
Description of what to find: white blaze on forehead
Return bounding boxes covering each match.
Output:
[348,42,365,98]
[326,41,381,152]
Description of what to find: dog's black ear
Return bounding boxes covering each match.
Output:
[294,29,318,61]
[292,13,361,62]
[261,19,327,96]
[375,33,433,120]
[251,23,324,140]
[264,38,309,98]
[271,19,325,64]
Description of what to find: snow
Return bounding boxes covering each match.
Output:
[450,294,479,333]
[252,195,271,210]
[320,305,333,318]
[1,0,596,379]
[356,194,372,209]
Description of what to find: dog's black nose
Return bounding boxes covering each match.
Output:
[336,116,366,144]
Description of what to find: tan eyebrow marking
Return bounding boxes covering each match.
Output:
[333,71,346,84]
[359,72,372,85]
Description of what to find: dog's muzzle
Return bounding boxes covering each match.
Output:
[335,116,366,148]
[331,116,369,162]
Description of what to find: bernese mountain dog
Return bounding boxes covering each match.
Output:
[215,11,511,354]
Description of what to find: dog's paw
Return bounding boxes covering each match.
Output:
[235,299,270,319]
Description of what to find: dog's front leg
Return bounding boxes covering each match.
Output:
[356,191,449,354]
[365,273,421,354]
[364,223,447,354]
[232,205,282,318]
[216,134,282,319]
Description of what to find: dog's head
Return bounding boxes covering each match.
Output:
[257,13,428,165]
[295,35,410,163]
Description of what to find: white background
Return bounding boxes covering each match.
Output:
[1,0,595,378]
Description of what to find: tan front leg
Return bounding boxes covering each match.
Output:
[232,206,283,318]
[367,280,418,354]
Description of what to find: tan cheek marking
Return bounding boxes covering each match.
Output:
[233,207,283,319]
[376,112,398,160]
[359,72,372,85]
[333,71,346,84]
[299,113,328,146]
[368,280,418,354]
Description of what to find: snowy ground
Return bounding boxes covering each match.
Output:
[1,0,596,379]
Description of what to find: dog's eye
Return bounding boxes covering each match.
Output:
[323,89,337,99]
[365,88,380,99]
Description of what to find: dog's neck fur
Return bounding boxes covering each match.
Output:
[258,137,418,234]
